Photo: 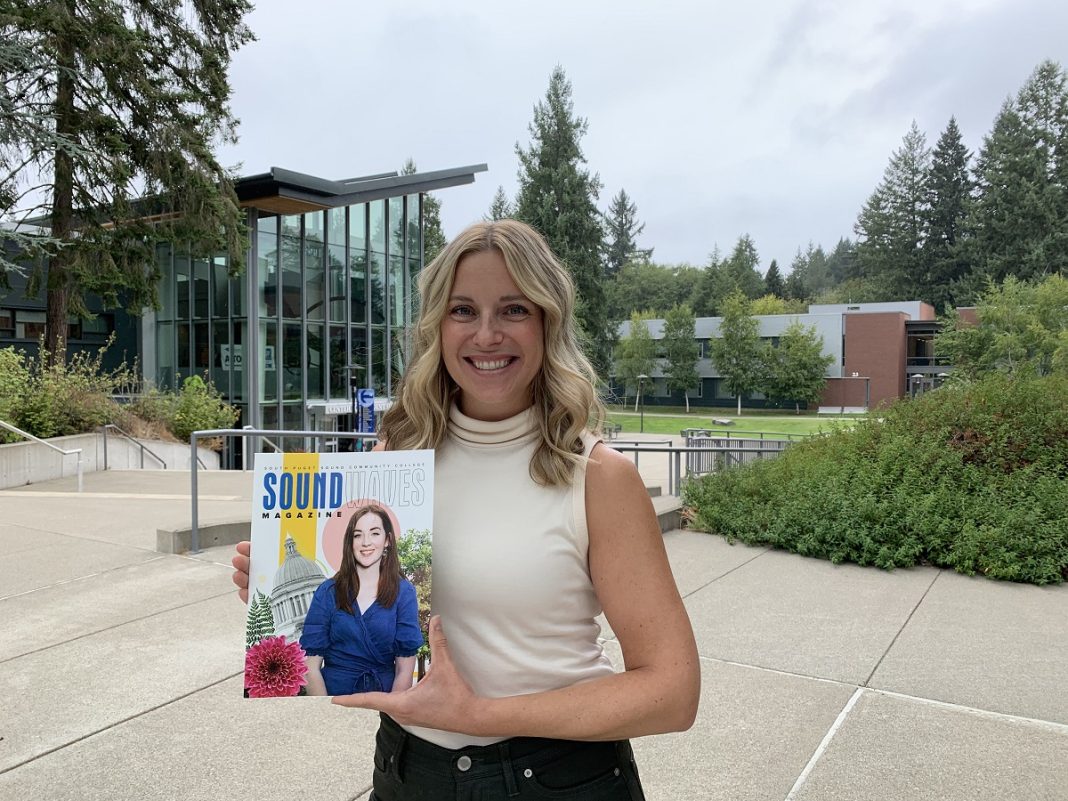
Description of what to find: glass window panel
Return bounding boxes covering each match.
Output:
[388,254,405,327]
[406,194,420,261]
[350,326,368,390]
[156,322,174,388]
[177,322,191,378]
[261,320,277,402]
[388,196,403,259]
[257,214,277,234]
[348,203,366,251]
[370,252,385,325]
[408,257,421,319]
[305,235,325,321]
[282,403,304,451]
[230,275,245,317]
[280,232,301,320]
[350,250,367,324]
[230,321,246,403]
[328,244,346,322]
[329,325,346,399]
[193,259,210,318]
[258,228,278,318]
[369,200,385,256]
[327,207,345,247]
[306,323,325,400]
[0,309,12,337]
[15,309,45,339]
[282,322,302,401]
[212,255,229,319]
[261,402,278,431]
[156,243,174,321]
[212,321,230,397]
[371,327,386,397]
[305,211,324,243]
[175,254,190,320]
[391,326,409,393]
[194,322,209,371]
[281,214,301,239]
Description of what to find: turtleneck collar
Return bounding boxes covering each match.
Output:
[447,403,538,446]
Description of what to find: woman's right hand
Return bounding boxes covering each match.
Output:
[231,540,251,603]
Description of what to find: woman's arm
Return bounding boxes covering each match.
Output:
[392,656,417,692]
[334,443,700,740]
[304,655,328,696]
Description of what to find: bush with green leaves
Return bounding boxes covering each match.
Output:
[683,373,1068,584]
[168,375,239,442]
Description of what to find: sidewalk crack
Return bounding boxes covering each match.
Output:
[862,568,943,687]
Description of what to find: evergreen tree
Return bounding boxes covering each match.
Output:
[723,234,766,299]
[486,185,514,221]
[826,238,859,285]
[924,117,974,310]
[764,258,784,297]
[968,61,1068,285]
[603,188,652,276]
[707,291,763,415]
[245,590,276,649]
[760,321,833,413]
[402,158,447,262]
[690,246,734,316]
[2,0,254,361]
[854,122,932,299]
[515,66,612,375]
[661,304,699,412]
[614,310,656,409]
[606,261,701,321]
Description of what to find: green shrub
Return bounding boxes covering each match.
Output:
[683,373,1068,585]
[169,375,239,442]
[0,348,31,443]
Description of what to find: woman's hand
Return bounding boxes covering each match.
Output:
[232,540,251,603]
[332,616,484,733]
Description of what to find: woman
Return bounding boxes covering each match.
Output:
[235,220,699,799]
[300,503,423,697]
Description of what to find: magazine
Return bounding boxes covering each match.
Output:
[244,450,434,698]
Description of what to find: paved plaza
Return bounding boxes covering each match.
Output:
[1,465,1066,801]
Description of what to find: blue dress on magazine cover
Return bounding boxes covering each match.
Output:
[300,577,423,695]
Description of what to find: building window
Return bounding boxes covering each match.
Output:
[686,383,703,399]
[15,309,46,339]
[0,308,13,337]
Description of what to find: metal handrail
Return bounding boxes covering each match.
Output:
[679,427,812,441]
[189,428,379,553]
[0,419,83,492]
[101,423,168,469]
[243,424,282,453]
[611,442,792,497]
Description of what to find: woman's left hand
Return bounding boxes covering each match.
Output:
[332,615,482,732]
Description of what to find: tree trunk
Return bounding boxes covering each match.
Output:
[46,3,77,366]
[634,392,639,413]
[737,394,742,415]
[684,394,690,414]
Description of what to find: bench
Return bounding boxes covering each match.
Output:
[602,422,622,440]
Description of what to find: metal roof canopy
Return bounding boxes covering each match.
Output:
[237,163,489,213]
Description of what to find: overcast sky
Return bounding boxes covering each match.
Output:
[218,0,1068,272]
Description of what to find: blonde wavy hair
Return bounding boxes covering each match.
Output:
[379,219,606,486]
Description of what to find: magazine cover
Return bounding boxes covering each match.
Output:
[244,450,434,698]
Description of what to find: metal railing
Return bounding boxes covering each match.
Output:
[680,427,811,441]
[101,423,168,469]
[0,419,83,492]
[610,441,793,497]
[189,428,379,553]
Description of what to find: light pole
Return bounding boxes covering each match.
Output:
[637,374,648,433]
[911,373,924,398]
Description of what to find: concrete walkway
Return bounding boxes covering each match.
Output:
[1,469,1066,801]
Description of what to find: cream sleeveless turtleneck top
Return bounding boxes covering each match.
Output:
[402,404,615,749]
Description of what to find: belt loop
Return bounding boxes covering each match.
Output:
[497,741,519,797]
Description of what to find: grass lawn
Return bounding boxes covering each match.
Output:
[605,407,861,437]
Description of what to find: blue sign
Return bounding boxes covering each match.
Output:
[356,388,375,408]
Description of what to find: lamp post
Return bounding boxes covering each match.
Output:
[637,374,648,433]
[911,373,924,399]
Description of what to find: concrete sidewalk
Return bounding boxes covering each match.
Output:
[1,469,1066,801]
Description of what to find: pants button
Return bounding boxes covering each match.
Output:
[456,755,472,772]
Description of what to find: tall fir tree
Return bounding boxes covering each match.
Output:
[968,61,1068,285]
[515,66,612,375]
[723,234,766,299]
[763,259,784,297]
[924,117,975,311]
[603,188,652,276]
[2,0,254,361]
[707,290,763,415]
[486,185,514,221]
[661,303,699,412]
[854,121,932,300]
[402,158,447,262]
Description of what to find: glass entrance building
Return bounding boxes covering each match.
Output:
[143,164,486,456]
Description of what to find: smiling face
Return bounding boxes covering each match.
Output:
[350,511,387,569]
[440,248,545,421]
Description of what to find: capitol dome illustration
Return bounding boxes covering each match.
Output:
[271,535,327,642]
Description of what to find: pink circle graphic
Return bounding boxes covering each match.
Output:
[321,500,402,574]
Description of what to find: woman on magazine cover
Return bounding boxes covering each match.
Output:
[300,503,423,696]
[235,219,699,800]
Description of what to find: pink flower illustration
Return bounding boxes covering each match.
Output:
[244,635,308,698]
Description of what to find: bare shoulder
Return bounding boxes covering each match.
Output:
[585,441,648,499]
[372,440,387,452]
